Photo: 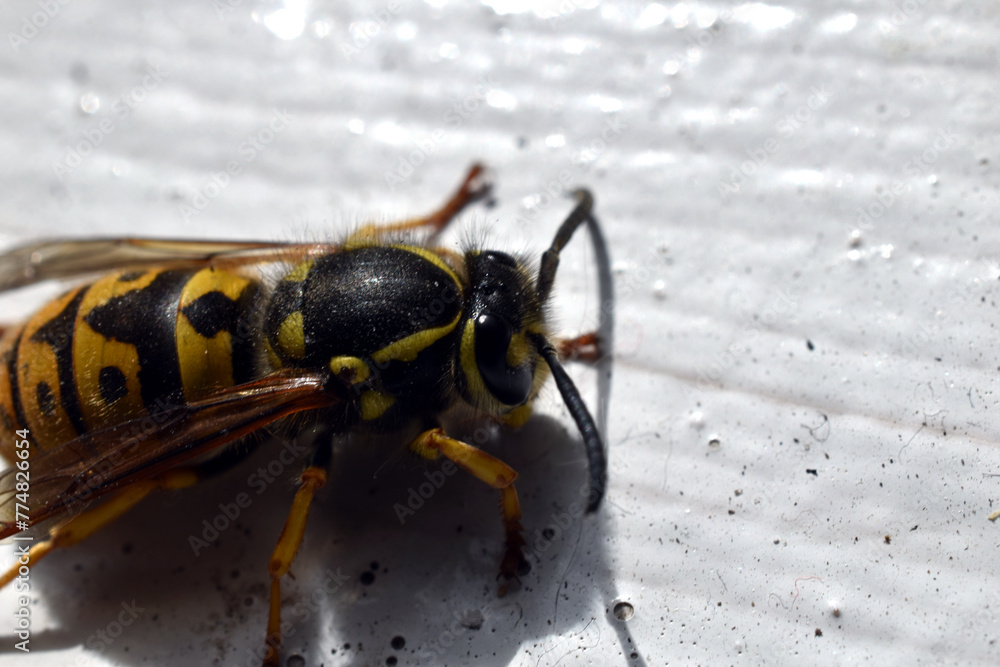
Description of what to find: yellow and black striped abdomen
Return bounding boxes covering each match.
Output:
[0,267,259,458]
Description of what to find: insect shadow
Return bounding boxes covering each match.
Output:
[2,412,613,666]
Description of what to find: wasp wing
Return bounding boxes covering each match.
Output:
[0,238,341,292]
[0,370,344,540]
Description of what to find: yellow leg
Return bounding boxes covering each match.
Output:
[0,468,199,589]
[263,465,327,667]
[347,164,490,243]
[410,428,527,594]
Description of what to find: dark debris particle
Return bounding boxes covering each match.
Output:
[390,636,405,650]
[370,561,379,571]
[360,571,375,586]
[815,628,823,637]
[386,657,398,666]
[910,525,918,531]
[884,535,891,544]
[286,654,306,667]
[806,340,814,350]
[806,469,818,476]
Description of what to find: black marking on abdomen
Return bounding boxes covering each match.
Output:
[98,366,128,405]
[181,285,258,383]
[84,271,191,411]
[35,381,56,416]
[181,291,242,338]
[32,289,88,434]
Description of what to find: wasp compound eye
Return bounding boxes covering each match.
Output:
[474,312,532,406]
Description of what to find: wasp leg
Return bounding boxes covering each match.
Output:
[557,332,602,363]
[409,427,527,595]
[0,468,199,590]
[347,164,491,243]
[263,442,331,667]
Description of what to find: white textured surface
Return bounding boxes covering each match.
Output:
[0,1,999,666]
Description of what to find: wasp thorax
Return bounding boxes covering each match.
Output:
[265,247,464,369]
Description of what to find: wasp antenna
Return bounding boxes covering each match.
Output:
[533,335,606,512]
[537,189,594,303]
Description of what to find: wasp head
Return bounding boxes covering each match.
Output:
[456,190,607,512]
[456,249,548,413]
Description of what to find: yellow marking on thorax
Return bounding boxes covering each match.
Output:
[264,339,283,370]
[284,259,315,282]
[371,312,460,365]
[360,390,395,421]
[390,244,463,288]
[329,356,370,384]
[276,311,306,360]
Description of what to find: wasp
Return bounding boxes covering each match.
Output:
[0,165,607,665]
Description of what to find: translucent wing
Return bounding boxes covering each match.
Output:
[0,238,340,292]
[0,369,344,539]
[0,165,493,294]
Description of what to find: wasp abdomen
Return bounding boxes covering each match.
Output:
[0,267,258,456]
